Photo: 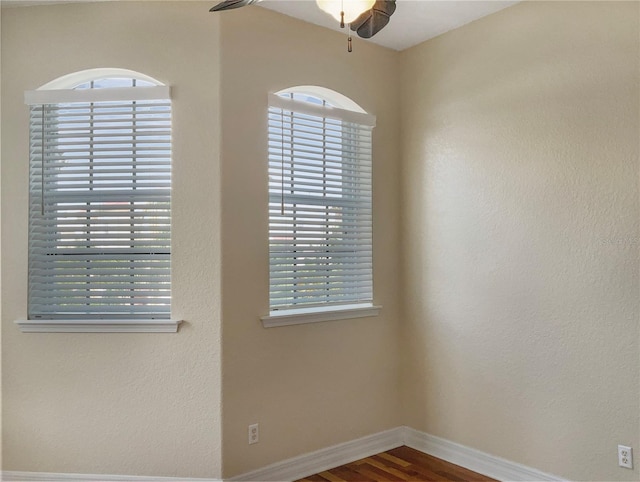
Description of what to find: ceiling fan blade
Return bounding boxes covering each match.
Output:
[350,0,396,39]
[209,0,261,12]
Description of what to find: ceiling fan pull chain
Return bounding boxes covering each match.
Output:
[340,0,345,28]
[348,25,352,52]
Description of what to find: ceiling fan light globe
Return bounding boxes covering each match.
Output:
[316,0,376,24]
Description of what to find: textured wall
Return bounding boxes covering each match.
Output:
[1,3,222,478]
[218,7,402,478]
[399,1,640,480]
[3,1,637,480]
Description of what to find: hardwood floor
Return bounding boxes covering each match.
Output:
[296,446,497,482]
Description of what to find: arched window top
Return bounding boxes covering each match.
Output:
[270,85,375,128]
[25,68,170,106]
[275,85,367,114]
[37,68,164,90]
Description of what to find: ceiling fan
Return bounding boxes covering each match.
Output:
[209,0,397,52]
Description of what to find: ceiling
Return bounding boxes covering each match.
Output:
[1,0,519,52]
[259,0,519,51]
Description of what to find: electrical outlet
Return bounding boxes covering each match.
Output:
[248,423,259,445]
[618,445,633,469]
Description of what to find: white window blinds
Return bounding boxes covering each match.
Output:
[26,82,172,320]
[268,92,375,311]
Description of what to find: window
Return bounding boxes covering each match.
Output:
[263,87,380,327]
[18,69,177,333]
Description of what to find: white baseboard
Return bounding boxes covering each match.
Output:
[2,426,566,482]
[1,471,219,481]
[229,427,404,481]
[231,426,566,482]
[403,426,567,482]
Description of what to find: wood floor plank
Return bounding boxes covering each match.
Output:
[355,465,400,481]
[377,452,412,467]
[295,446,497,482]
[318,470,348,482]
[304,474,332,482]
[331,465,378,482]
[364,457,414,480]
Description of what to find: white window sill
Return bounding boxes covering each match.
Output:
[261,303,381,328]
[15,319,182,333]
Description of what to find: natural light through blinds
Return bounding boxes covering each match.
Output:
[268,91,375,312]
[26,79,172,320]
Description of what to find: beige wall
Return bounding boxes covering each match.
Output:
[2,1,639,481]
[1,2,402,479]
[1,3,222,478]
[218,7,401,477]
[400,2,639,481]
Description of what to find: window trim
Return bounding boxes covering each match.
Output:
[266,87,376,324]
[19,70,179,333]
[261,303,381,328]
[15,319,182,333]
[24,85,170,105]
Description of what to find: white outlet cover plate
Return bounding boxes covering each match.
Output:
[249,423,259,445]
[618,445,633,469]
